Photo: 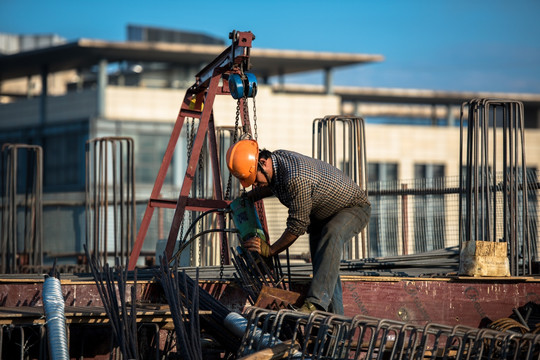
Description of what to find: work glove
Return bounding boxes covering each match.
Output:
[259,239,271,257]
[243,236,271,257]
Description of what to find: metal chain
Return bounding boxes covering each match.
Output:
[178,118,194,263]
[242,95,250,136]
[198,141,204,266]
[188,118,196,264]
[234,99,241,143]
[220,98,242,278]
[253,96,258,141]
[224,99,241,202]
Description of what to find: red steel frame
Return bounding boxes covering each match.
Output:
[128,31,257,270]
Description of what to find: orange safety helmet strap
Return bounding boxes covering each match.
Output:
[226,139,259,187]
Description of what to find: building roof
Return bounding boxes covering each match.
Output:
[0,38,385,81]
[275,84,540,107]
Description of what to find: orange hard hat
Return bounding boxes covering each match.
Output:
[226,139,259,188]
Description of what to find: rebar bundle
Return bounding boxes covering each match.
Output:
[155,259,202,360]
[238,307,540,360]
[459,99,530,275]
[85,246,138,359]
[312,115,368,259]
[85,137,136,268]
[230,247,287,305]
[155,260,242,355]
[0,144,43,274]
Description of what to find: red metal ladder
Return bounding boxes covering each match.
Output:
[128,31,258,270]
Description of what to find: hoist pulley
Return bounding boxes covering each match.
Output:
[229,72,258,99]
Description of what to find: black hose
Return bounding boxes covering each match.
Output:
[179,208,228,245]
[170,228,239,264]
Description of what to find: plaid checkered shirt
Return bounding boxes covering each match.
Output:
[268,150,370,236]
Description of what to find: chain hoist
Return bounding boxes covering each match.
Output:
[229,69,258,140]
[220,68,260,278]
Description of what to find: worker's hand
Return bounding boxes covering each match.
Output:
[243,236,272,257]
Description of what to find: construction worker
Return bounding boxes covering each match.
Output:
[227,139,371,315]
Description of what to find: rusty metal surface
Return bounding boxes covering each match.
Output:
[342,277,540,328]
[2,272,540,331]
[254,286,304,310]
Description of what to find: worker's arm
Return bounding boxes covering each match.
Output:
[243,229,298,257]
[269,229,298,255]
[247,185,273,202]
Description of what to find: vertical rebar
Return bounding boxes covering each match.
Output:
[85,137,136,269]
[459,99,529,275]
[0,144,43,274]
[311,116,368,259]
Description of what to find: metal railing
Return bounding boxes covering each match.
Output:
[367,171,539,265]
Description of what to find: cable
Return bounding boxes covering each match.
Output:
[179,208,229,245]
[171,228,239,264]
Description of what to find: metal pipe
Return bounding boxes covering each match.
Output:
[43,276,69,360]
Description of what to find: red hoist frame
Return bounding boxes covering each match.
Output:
[128,31,259,270]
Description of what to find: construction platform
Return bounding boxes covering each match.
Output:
[2,263,540,329]
[2,249,540,359]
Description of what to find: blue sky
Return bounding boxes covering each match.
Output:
[1,0,539,93]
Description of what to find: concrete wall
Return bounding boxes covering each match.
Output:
[105,85,341,157]
[0,89,98,129]
[104,85,540,178]
[101,85,540,259]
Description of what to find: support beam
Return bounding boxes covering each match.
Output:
[39,65,48,126]
[97,59,108,118]
[324,67,334,95]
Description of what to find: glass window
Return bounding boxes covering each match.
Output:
[367,162,399,257]
[413,163,446,252]
[132,132,175,185]
[42,125,87,191]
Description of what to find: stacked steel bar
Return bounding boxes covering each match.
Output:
[238,307,540,359]
[85,247,139,359]
[155,259,202,360]
[0,144,43,274]
[459,99,530,275]
[230,247,287,304]
[155,258,242,354]
[85,137,136,268]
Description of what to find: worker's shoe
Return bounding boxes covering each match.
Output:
[298,301,321,314]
